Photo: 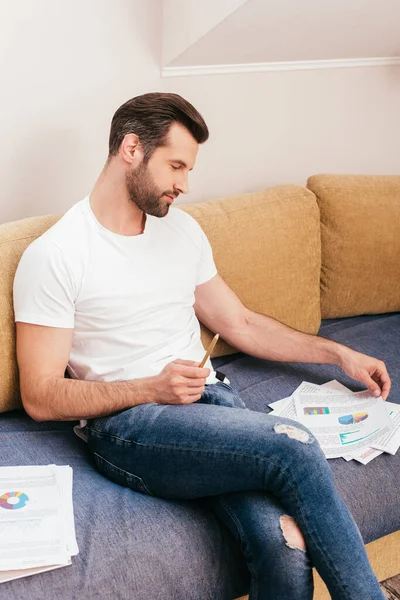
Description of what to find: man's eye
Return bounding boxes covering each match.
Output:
[171,165,180,170]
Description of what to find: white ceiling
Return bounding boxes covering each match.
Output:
[164,0,400,68]
[162,0,247,66]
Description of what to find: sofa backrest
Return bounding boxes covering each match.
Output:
[0,184,321,414]
[180,185,322,357]
[0,215,61,412]
[307,174,400,318]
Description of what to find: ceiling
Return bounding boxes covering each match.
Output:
[162,0,400,69]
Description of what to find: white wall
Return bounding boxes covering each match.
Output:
[0,0,162,223]
[166,65,400,206]
[1,0,399,224]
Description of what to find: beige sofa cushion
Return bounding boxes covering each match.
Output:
[0,215,61,413]
[307,174,400,318]
[179,185,321,359]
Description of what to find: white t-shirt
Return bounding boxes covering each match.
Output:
[13,196,226,420]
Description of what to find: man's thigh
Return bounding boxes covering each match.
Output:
[86,390,316,503]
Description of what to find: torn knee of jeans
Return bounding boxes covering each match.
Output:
[273,423,313,444]
[280,515,306,552]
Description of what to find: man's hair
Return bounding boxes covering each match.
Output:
[108,92,209,162]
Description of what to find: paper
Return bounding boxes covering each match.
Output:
[294,380,350,396]
[0,561,71,584]
[294,390,393,459]
[269,396,296,419]
[348,446,384,465]
[370,402,400,455]
[270,381,355,434]
[268,380,398,463]
[0,465,78,581]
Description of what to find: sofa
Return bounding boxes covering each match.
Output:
[0,173,399,599]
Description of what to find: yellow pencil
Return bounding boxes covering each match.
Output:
[199,333,219,368]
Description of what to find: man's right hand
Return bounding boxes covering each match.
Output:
[154,359,210,404]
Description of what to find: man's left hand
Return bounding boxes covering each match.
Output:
[338,347,391,400]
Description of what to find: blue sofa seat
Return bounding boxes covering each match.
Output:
[1,313,399,599]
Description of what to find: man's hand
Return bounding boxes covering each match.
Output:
[153,359,210,405]
[338,347,391,400]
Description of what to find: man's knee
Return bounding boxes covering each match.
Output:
[279,515,306,552]
[272,420,329,468]
[273,422,314,444]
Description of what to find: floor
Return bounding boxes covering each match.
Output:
[381,574,400,599]
[235,574,400,599]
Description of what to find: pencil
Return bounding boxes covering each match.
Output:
[199,333,219,368]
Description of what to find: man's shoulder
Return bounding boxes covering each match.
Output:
[162,207,209,257]
[36,197,88,247]
[168,206,203,231]
[20,198,88,266]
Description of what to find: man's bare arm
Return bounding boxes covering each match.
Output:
[194,275,391,400]
[15,323,209,422]
[195,275,341,364]
[15,322,159,422]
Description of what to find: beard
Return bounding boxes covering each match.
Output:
[125,161,174,218]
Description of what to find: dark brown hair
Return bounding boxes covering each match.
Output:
[108,92,209,161]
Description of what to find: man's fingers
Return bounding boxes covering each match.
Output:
[187,387,207,396]
[172,359,210,378]
[381,381,391,401]
[363,366,391,401]
[185,378,207,387]
[362,372,382,398]
[173,359,199,366]
[371,370,391,401]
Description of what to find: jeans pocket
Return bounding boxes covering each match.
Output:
[93,452,154,496]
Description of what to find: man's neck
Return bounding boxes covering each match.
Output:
[89,165,146,236]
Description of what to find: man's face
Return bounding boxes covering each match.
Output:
[125,122,198,218]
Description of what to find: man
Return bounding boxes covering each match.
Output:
[14,92,388,599]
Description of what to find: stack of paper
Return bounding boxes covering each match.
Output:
[269,380,400,464]
[0,464,78,584]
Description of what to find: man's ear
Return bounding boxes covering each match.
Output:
[120,133,143,165]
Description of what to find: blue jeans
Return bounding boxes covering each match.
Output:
[86,382,384,600]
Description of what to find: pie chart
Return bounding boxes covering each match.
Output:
[338,412,368,426]
[0,491,29,510]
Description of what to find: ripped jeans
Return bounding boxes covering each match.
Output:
[86,381,384,600]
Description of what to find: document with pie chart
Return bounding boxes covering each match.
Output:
[0,464,78,582]
[293,385,394,459]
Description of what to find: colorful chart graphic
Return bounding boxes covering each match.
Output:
[0,491,29,510]
[338,412,368,426]
[303,407,330,415]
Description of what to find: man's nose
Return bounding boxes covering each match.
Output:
[174,173,189,195]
